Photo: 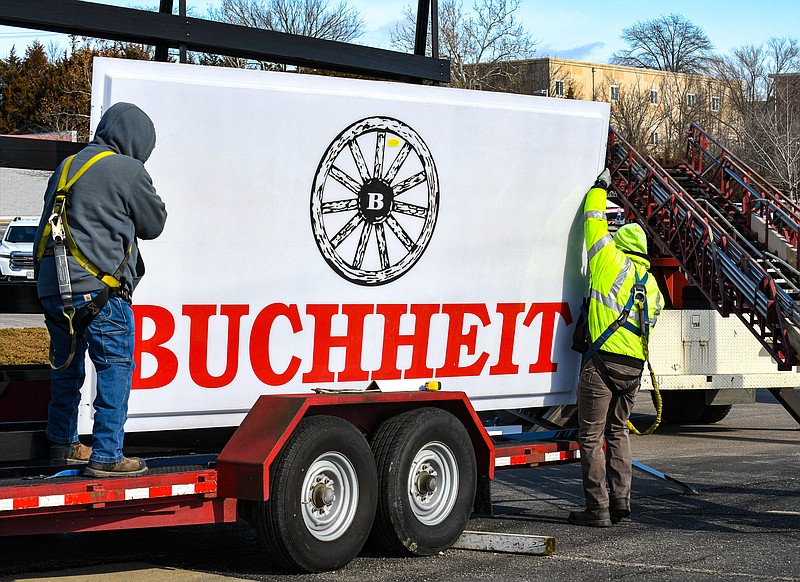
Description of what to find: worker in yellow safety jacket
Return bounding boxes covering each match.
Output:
[568,168,663,528]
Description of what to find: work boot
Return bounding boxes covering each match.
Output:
[568,507,612,527]
[83,457,148,478]
[610,497,631,523]
[50,441,93,463]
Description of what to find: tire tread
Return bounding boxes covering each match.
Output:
[370,407,475,556]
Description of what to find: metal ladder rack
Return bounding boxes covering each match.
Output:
[606,126,800,422]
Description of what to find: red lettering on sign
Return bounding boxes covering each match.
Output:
[489,303,526,376]
[438,303,491,377]
[373,304,440,380]
[524,302,572,374]
[250,303,303,386]
[131,300,571,391]
[183,304,249,388]
[302,304,373,383]
[133,305,178,389]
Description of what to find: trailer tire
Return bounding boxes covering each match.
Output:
[657,391,704,424]
[252,415,377,573]
[370,407,476,556]
[658,392,731,424]
[697,404,733,424]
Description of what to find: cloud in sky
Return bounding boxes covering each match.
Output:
[361,19,402,50]
[545,42,608,62]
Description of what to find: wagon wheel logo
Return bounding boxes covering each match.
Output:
[311,117,439,286]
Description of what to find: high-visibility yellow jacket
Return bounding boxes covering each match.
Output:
[583,186,663,360]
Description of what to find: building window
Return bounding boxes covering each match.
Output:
[610,85,619,102]
[687,93,696,107]
[650,89,659,105]
[554,80,565,97]
[711,95,720,111]
[651,131,659,145]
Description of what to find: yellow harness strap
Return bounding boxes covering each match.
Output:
[627,295,662,436]
[36,151,126,288]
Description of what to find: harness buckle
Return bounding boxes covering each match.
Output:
[49,213,65,243]
[632,284,646,306]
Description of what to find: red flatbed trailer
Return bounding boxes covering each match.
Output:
[0,390,580,571]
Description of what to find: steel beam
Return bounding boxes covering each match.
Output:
[0,0,450,83]
[154,0,174,62]
[414,0,430,56]
[453,531,555,556]
[0,136,83,171]
[770,387,800,425]
[0,281,43,314]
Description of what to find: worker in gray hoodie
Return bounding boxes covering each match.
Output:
[34,102,167,477]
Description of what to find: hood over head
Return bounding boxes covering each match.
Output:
[92,102,156,162]
[613,223,648,256]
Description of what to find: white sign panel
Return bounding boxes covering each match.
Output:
[81,57,609,432]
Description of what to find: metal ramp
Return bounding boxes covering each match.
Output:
[606,124,800,422]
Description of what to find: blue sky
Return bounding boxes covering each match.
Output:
[1,0,799,63]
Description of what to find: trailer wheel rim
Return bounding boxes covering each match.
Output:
[301,452,359,541]
[311,116,439,286]
[406,441,458,526]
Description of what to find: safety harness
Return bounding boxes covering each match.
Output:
[584,267,662,435]
[36,151,132,370]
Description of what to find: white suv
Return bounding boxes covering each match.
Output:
[0,217,38,281]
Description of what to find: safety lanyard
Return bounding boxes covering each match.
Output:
[37,151,129,370]
[37,151,124,289]
[584,267,662,435]
[584,269,649,362]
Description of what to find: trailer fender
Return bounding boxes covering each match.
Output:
[216,391,493,501]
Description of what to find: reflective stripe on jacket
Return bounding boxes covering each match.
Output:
[583,186,663,360]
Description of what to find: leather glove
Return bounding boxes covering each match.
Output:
[594,168,611,190]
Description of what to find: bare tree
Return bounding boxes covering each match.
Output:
[607,77,664,156]
[711,37,800,198]
[391,0,537,90]
[712,38,798,108]
[657,73,718,162]
[208,0,364,70]
[748,86,800,198]
[611,14,713,73]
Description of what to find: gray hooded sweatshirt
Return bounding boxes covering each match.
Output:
[35,102,167,299]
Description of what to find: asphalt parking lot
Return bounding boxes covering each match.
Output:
[0,390,797,582]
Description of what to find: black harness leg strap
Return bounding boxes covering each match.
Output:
[46,287,112,370]
[591,352,642,396]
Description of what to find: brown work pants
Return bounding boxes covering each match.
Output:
[576,356,641,509]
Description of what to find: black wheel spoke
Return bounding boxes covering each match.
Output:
[349,139,371,182]
[330,166,362,194]
[394,200,427,219]
[386,215,416,251]
[384,142,412,183]
[394,171,426,195]
[322,199,359,214]
[374,131,386,180]
[353,223,372,268]
[331,214,364,248]
[376,224,390,269]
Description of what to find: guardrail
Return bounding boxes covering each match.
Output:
[685,123,800,271]
[607,126,800,370]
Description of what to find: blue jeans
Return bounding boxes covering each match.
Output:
[42,292,135,464]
